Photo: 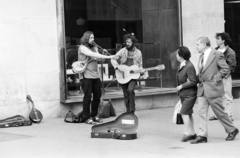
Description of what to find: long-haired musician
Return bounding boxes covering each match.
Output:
[78,31,113,124]
[111,34,145,114]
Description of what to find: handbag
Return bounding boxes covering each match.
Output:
[173,100,184,125]
[176,113,184,124]
[98,99,116,118]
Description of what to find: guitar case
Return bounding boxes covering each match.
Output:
[91,112,138,140]
[0,115,32,128]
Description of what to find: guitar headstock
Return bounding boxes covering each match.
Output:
[155,64,165,70]
[26,95,33,102]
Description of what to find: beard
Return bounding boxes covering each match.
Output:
[126,44,134,51]
[88,42,95,49]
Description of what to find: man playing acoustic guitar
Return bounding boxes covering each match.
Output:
[111,34,145,114]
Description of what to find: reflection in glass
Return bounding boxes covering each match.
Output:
[63,0,179,99]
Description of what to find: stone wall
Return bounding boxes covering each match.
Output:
[0,0,61,119]
[181,0,224,71]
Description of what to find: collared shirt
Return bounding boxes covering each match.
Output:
[203,47,211,66]
[179,60,186,69]
[111,46,143,69]
[218,47,226,53]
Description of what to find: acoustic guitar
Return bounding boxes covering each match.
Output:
[115,64,165,84]
[26,95,43,123]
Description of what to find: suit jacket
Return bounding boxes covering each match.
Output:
[216,46,237,73]
[177,60,198,97]
[197,49,230,97]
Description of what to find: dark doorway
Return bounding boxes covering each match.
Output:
[224,0,240,79]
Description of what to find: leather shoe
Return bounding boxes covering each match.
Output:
[226,128,239,141]
[181,134,197,142]
[209,116,218,121]
[190,136,207,144]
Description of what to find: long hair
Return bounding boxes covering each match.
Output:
[80,31,93,46]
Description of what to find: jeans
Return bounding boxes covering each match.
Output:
[121,80,137,112]
[81,78,102,120]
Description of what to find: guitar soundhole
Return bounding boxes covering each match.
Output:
[130,70,134,74]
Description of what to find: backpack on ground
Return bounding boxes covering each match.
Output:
[98,99,116,118]
[64,111,84,123]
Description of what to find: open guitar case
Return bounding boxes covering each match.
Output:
[91,112,138,140]
[0,115,32,128]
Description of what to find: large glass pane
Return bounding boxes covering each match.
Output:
[63,0,179,99]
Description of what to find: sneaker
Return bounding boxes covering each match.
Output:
[209,116,218,121]
[93,116,103,123]
[85,118,97,125]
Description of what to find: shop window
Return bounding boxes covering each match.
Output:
[59,0,180,102]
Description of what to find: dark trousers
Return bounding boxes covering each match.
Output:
[121,80,137,112]
[81,78,102,120]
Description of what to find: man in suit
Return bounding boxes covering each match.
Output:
[191,36,238,144]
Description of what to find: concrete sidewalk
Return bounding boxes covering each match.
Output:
[1,99,240,158]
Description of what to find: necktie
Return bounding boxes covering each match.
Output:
[199,53,204,73]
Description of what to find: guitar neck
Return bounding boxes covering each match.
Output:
[134,67,156,73]
[29,99,39,116]
[32,104,40,120]
[31,102,38,113]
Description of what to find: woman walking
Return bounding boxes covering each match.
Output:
[176,46,198,142]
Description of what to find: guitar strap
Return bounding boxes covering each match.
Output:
[72,55,78,63]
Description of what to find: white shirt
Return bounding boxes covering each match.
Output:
[180,60,186,69]
[202,47,211,66]
[218,47,226,53]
